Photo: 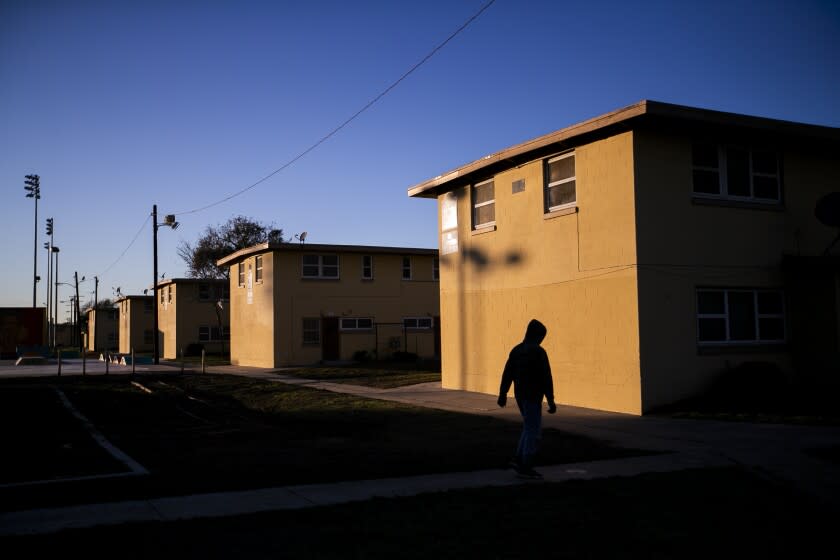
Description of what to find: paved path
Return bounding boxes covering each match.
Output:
[2,362,839,536]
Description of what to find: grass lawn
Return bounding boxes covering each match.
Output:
[0,373,652,512]
[4,467,832,559]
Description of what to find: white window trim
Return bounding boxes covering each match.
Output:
[403,316,433,330]
[545,152,576,213]
[402,256,412,280]
[472,178,496,229]
[692,145,780,204]
[255,255,264,283]
[237,263,245,287]
[361,255,374,280]
[302,254,340,279]
[340,317,374,331]
[696,288,785,345]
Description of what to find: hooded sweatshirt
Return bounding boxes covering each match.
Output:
[499,319,554,402]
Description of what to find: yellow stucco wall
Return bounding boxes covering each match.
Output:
[633,130,840,411]
[117,297,153,354]
[85,308,118,353]
[438,132,642,414]
[228,248,440,368]
[158,281,230,359]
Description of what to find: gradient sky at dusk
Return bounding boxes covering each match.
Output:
[2,0,838,319]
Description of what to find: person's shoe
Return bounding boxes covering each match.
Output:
[515,466,543,480]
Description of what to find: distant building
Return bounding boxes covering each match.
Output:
[217,243,440,367]
[156,278,230,358]
[84,307,118,353]
[408,99,840,415]
[0,307,46,358]
[115,295,154,354]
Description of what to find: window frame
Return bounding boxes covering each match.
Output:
[361,255,374,280]
[237,262,245,287]
[544,151,577,213]
[402,256,412,280]
[472,178,496,230]
[691,144,781,204]
[403,317,433,330]
[302,318,320,345]
[696,287,786,345]
[255,255,263,283]
[302,254,340,279]
[340,317,374,331]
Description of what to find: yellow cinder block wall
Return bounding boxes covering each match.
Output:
[439,132,643,414]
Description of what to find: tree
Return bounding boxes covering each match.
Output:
[178,215,283,279]
[80,298,115,312]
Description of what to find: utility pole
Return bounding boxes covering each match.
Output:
[45,217,54,346]
[153,204,159,364]
[53,247,59,348]
[74,271,82,354]
[94,276,99,308]
[24,174,41,307]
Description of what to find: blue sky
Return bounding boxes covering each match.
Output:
[2,0,838,318]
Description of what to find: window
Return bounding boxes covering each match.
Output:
[402,256,412,280]
[302,318,320,344]
[404,317,433,330]
[238,263,245,287]
[472,179,495,228]
[340,317,373,331]
[545,152,576,212]
[696,288,785,344]
[255,255,263,282]
[159,289,165,304]
[167,286,172,304]
[302,254,339,279]
[433,257,439,281]
[362,255,373,280]
[692,143,780,203]
[199,326,230,342]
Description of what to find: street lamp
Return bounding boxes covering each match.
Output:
[152,204,179,364]
[52,246,60,348]
[24,174,41,307]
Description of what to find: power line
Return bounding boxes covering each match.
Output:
[173,0,497,216]
[95,214,152,279]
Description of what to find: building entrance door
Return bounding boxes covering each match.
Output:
[322,317,340,361]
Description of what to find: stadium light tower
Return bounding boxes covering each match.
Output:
[24,174,41,307]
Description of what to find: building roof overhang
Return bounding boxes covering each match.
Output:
[216,242,438,267]
[406,99,840,199]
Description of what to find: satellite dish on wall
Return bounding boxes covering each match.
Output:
[815,192,840,227]
[294,231,307,244]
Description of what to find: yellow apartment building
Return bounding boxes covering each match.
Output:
[156,278,230,359]
[84,307,118,353]
[217,243,440,367]
[408,100,840,415]
[116,295,154,354]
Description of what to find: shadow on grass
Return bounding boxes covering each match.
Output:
[0,374,655,513]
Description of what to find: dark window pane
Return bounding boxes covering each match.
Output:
[759,318,785,341]
[753,175,779,200]
[475,204,495,225]
[548,156,575,183]
[302,255,319,265]
[322,255,338,266]
[728,291,756,340]
[474,182,494,205]
[757,291,783,314]
[697,291,725,314]
[359,319,372,329]
[692,144,718,168]
[752,151,777,174]
[322,266,339,277]
[548,181,576,208]
[726,148,750,197]
[302,265,319,276]
[698,318,726,342]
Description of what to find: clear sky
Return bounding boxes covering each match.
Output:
[2,0,838,319]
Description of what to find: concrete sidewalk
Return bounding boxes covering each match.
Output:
[2,364,839,536]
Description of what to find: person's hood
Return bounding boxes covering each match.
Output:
[523,319,547,344]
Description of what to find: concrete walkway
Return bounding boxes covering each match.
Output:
[2,362,839,535]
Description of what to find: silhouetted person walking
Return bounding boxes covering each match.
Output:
[497,319,556,479]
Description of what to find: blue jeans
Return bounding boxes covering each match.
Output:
[515,398,542,464]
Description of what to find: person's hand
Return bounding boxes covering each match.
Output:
[497,394,507,408]
[547,400,556,414]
